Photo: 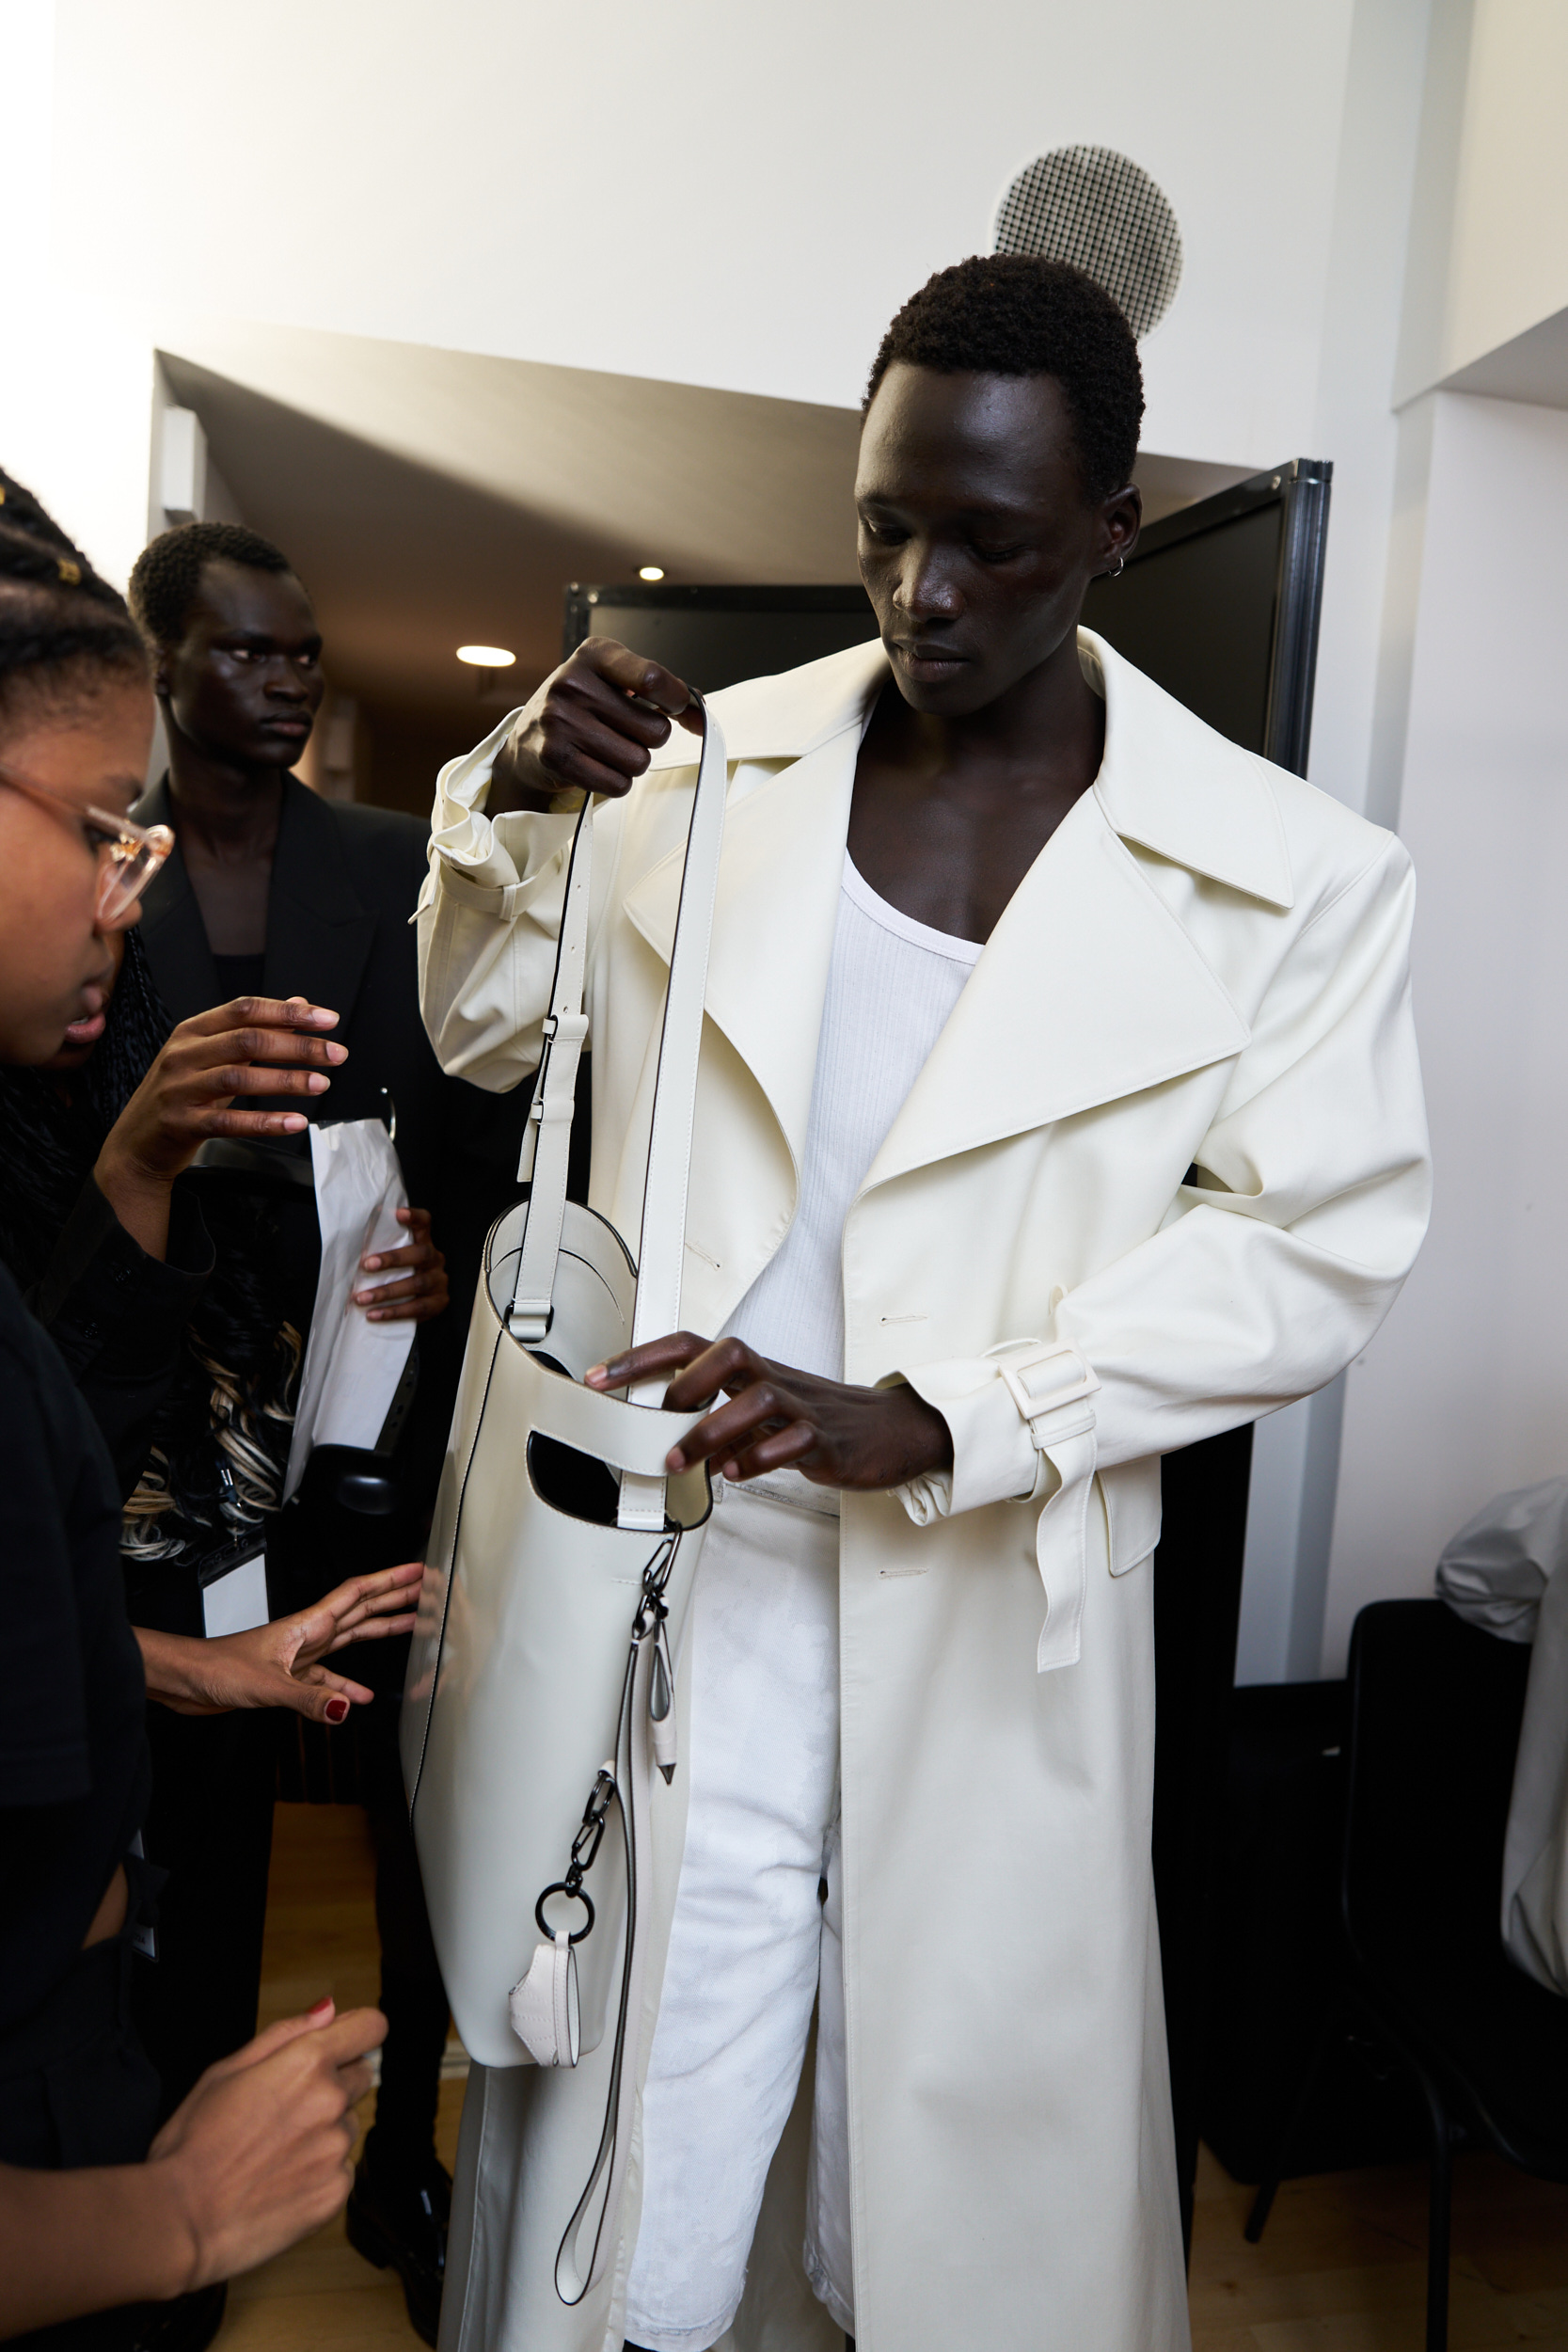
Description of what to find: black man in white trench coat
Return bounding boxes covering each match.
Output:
[410,258,1430,2352]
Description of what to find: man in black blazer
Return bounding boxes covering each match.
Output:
[127,522,526,2345]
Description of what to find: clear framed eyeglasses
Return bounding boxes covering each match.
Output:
[0,762,174,922]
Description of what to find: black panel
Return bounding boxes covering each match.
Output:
[563,583,878,696]
[1084,504,1283,755]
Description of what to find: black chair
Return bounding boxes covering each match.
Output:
[1244,1598,1568,2349]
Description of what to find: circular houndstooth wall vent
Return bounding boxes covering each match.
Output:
[992,145,1182,340]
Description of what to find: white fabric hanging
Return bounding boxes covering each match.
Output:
[1436,1478,1568,1994]
[282,1117,414,1501]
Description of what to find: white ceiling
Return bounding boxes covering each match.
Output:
[159,321,1249,737]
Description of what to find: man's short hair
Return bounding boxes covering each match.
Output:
[865,255,1144,504]
[129,521,303,648]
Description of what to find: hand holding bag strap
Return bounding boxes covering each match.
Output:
[619,699,729,1530]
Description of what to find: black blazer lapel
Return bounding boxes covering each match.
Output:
[131,776,223,1023]
[261,779,377,1028]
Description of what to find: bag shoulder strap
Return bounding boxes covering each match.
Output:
[505,701,730,1532]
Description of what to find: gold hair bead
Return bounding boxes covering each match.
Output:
[57,558,81,585]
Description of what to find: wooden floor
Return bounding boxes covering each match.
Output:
[227,1804,1568,2350]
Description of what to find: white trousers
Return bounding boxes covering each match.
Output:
[625,1480,852,2352]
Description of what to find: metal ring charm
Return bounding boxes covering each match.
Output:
[535,1881,595,1945]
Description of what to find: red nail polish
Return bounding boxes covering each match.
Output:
[325,1698,349,1724]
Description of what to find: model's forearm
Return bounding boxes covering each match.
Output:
[0,2159,196,2336]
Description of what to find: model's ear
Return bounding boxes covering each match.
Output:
[1098,484,1143,576]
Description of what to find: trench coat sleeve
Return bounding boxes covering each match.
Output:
[893,835,1430,1524]
[415,711,597,1094]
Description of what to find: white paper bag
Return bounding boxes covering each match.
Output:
[282,1119,417,1502]
[200,1549,270,1637]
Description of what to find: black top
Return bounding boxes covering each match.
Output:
[0,1263,149,2034]
[30,1177,214,1502]
[211,951,266,1002]
[132,775,533,1518]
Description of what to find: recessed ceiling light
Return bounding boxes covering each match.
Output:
[456,644,515,667]
[638,565,665,582]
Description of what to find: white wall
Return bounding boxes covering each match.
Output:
[0,0,155,587]
[1233,0,1434,1683]
[50,0,1357,470]
[1324,389,1568,1671]
[1398,0,1568,399]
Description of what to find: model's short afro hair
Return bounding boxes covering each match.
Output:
[129,521,304,649]
[865,254,1143,503]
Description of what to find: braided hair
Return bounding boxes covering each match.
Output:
[0,469,148,724]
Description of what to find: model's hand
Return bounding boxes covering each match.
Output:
[353,1204,448,1323]
[486,637,702,815]
[584,1335,953,1492]
[150,1998,386,2292]
[93,995,345,1259]
[137,1562,423,1722]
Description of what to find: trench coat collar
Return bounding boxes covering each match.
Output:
[133,773,377,1028]
[625,629,1289,1182]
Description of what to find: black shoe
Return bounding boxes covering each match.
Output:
[345,2147,450,2345]
[130,2285,228,2352]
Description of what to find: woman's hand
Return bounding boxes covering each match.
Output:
[136,1561,423,1722]
[148,1998,385,2295]
[353,1204,448,1323]
[93,994,346,1259]
[486,637,702,816]
[584,1335,953,1492]
[0,2000,387,2334]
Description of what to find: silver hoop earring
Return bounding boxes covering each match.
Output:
[1104,553,1125,581]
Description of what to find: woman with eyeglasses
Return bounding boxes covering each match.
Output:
[0,472,414,2349]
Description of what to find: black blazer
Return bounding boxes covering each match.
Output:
[132,775,531,1523]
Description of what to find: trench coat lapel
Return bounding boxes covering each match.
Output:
[262,778,377,1026]
[862,787,1251,1191]
[620,628,1292,1195]
[863,635,1287,1189]
[623,717,863,1178]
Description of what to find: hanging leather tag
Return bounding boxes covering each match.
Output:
[509,1929,580,2066]
[649,1619,677,1783]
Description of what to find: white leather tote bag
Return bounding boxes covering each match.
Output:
[401,701,727,2302]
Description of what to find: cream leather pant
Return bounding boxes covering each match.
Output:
[624,1479,851,2352]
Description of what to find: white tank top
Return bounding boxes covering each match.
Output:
[725,852,981,1391]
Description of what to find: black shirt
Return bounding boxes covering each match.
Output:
[211,952,266,1003]
[0,1263,150,2033]
[31,1177,214,1502]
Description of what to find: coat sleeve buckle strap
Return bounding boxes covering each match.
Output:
[997,1343,1101,1446]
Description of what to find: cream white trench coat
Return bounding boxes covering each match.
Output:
[415,635,1431,2352]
